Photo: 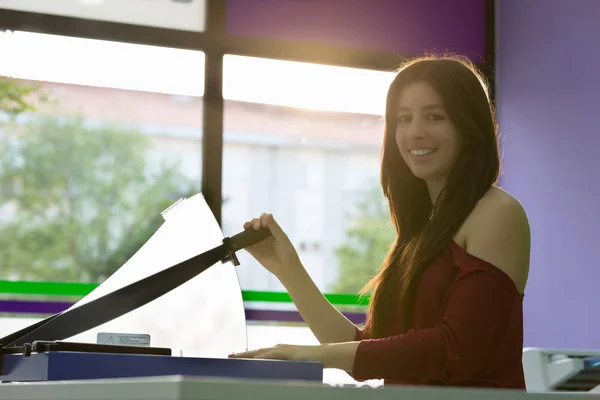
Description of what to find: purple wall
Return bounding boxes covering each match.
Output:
[496,0,600,349]
[227,0,486,61]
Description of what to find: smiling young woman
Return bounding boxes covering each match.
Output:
[230,55,531,390]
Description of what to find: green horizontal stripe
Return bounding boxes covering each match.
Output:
[0,280,369,306]
[0,280,98,296]
[241,290,369,306]
[325,292,370,306]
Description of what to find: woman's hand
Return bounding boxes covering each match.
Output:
[229,344,321,363]
[228,342,361,372]
[243,213,302,280]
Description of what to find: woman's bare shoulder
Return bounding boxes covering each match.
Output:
[461,187,531,293]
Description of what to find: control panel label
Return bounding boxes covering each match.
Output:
[97,332,151,347]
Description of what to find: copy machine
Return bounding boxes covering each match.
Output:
[523,347,600,392]
[0,194,322,384]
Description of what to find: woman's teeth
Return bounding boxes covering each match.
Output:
[410,149,436,156]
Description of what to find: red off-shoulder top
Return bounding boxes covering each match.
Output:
[352,242,525,389]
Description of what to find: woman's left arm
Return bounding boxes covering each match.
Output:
[229,341,360,372]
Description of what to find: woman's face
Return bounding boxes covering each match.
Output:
[395,81,461,188]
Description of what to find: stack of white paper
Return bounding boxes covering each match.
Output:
[64,193,248,358]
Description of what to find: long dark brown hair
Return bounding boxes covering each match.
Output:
[361,55,501,338]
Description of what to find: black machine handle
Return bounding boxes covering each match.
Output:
[223,227,271,266]
[229,227,271,251]
[0,226,272,349]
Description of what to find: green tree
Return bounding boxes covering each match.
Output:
[333,184,396,294]
[0,77,41,117]
[0,113,197,282]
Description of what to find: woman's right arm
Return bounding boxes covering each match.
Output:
[244,213,360,344]
[278,261,360,344]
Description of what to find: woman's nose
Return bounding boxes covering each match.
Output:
[405,119,425,139]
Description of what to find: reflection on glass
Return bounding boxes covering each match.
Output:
[0,0,207,31]
[222,55,397,298]
[65,194,248,358]
[0,32,204,285]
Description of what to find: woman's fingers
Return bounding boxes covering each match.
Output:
[260,213,269,227]
[254,350,282,360]
[242,218,261,230]
[244,214,288,243]
[260,213,287,240]
[229,346,273,359]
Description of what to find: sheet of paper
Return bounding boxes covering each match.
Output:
[63,193,248,358]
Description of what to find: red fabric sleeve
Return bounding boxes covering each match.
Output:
[351,269,518,383]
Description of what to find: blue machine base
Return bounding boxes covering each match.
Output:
[0,352,323,382]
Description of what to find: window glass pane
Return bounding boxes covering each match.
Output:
[0,31,205,286]
[223,54,396,296]
[223,54,393,387]
[0,0,207,31]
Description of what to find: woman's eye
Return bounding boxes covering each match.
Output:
[397,115,411,123]
[427,114,444,121]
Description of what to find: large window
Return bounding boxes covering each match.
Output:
[0,32,397,386]
[0,31,205,284]
[222,55,396,296]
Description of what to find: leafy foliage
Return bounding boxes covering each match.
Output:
[0,78,197,282]
[333,184,395,294]
[0,77,45,117]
